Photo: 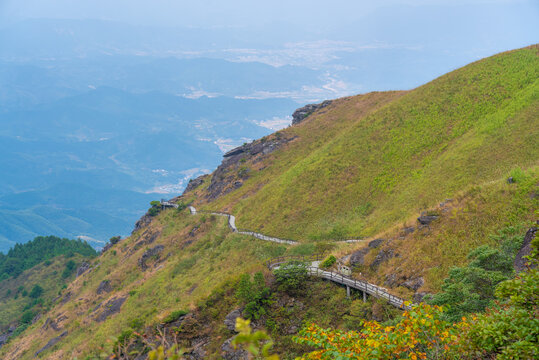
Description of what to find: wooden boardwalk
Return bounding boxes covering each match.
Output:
[266,254,410,309]
[161,201,412,309]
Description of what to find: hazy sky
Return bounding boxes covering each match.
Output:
[2,0,538,29]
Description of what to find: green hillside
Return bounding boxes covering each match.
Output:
[0,236,97,348]
[1,45,537,359]
[196,45,538,242]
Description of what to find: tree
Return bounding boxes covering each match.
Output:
[427,245,514,322]
[29,284,44,299]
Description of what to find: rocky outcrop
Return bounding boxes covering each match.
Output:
[292,100,332,125]
[95,297,127,322]
[206,135,297,201]
[221,336,249,360]
[368,239,385,249]
[403,277,425,291]
[138,245,165,270]
[514,225,538,273]
[370,248,395,269]
[34,331,68,357]
[132,213,154,234]
[417,215,438,226]
[183,175,208,194]
[224,309,242,332]
[96,280,112,295]
[349,248,370,267]
[76,262,90,277]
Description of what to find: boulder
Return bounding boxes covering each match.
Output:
[292,100,332,125]
[368,239,384,249]
[413,292,430,303]
[34,331,68,357]
[96,280,112,295]
[138,245,165,270]
[403,277,424,291]
[76,262,90,277]
[221,336,249,360]
[514,226,538,273]
[417,215,438,226]
[349,248,370,267]
[95,297,127,322]
[370,249,395,269]
[224,309,242,332]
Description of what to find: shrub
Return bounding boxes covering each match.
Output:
[62,259,77,279]
[20,310,35,324]
[163,310,188,324]
[427,244,515,322]
[273,261,308,294]
[148,207,160,217]
[29,284,43,299]
[319,255,337,269]
[236,272,271,320]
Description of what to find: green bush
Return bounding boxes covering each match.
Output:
[148,207,160,217]
[150,200,161,207]
[236,272,271,320]
[273,261,309,295]
[320,255,337,269]
[163,310,188,324]
[29,284,43,299]
[62,259,77,279]
[427,244,515,322]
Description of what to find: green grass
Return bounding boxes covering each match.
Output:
[204,46,538,242]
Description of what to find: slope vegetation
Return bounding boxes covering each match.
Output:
[194,45,538,242]
[1,45,537,359]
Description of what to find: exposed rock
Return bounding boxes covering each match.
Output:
[133,229,162,252]
[95,297,127,322]
[221,336,249,360]
[384,274,399,288]
[76,262,90,277]
[349,248,370,267]
[370,248,395,269]
[507,177,515,184]
[224,309,242,332]
[403,277,425,291]
[413,292,430,303]
[402,226,415,234]
[187,337,210,359]
[32,313,42,324]
[96,280,112,295]
[206,135,297,201]
[0,333,9,347]
[514,226,538,273]
[34,331,68,357]
[41,318,60,331]
[184,175,207,194]
[292,100,332,125]
[61,291,72,304]
[368,238,384,249]
[138,245,165,270]
[132,213,153,234]
[417,215,438,226]
[189,226,199,237]
[287,325,299,334]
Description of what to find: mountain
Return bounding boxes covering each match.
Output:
[0,88,298,250]
[1,45,537,359]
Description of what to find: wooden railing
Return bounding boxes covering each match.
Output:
[266,255,411,310]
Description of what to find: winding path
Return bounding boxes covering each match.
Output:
[161,201,410,309]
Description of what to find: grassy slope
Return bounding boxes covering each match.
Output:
[0,208,359,359]
[203,45,538,242]
[2,46,537,359]
[0,254,88,330]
